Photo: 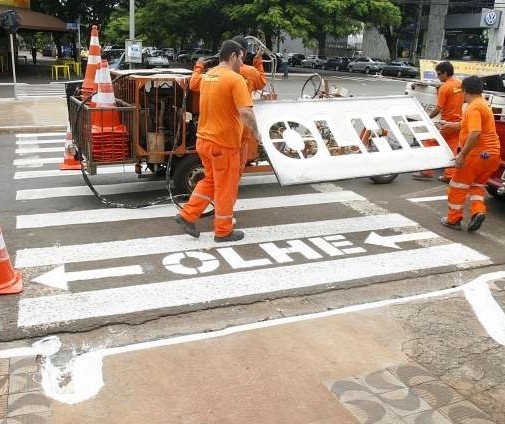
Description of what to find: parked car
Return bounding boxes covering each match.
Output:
[161,48,175,60]
[189,49,214,64]
[322,56,351,71]
[176,49,193,62]
[381,61,419,78]
[301,55,327,69]
[287,53,305,66]
[145,50,170,68]
[348,57,384,74]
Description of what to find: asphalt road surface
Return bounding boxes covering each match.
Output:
[1,71,504,341]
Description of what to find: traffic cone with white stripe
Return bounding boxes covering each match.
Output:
[81,25,101,99]
[90,60,122,128]
[0,227,22,295]
[59,122,81,170]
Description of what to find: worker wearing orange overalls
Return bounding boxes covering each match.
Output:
[190,36,265,171]
[412,61,464,182]
[176,40,261,242]
[439,75,500,232]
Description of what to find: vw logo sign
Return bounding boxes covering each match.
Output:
[485,10,498,26]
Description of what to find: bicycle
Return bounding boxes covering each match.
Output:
[299,73,398,184]
[300,73,349,99]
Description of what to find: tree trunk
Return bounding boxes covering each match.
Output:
[316,31,326,55]
[383,30,398,61]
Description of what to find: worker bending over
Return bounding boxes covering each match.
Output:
[176,40,261,242]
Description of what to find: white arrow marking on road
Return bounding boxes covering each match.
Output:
[32,265,144,290]
[364,231,439,249]
[17,243,489,327]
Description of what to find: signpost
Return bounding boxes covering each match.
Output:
[0,10,21,100]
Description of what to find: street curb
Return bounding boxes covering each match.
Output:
[0,125,66,134]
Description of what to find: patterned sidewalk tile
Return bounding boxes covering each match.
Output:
[403,410,453,424]
[7,392,50,418]
[410,381,463,409]
[8,374,41,395]
[8,359,38,376]
[439,400,495,423]
[6,411,51,424]
[378,388,431,417]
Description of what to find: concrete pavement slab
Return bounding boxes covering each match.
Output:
[0,98,67,133]
[39,284,501,424]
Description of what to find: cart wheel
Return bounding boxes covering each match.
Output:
[301,74,322,99]
[173,154,204,194]
[369,174,398,184]
[486,184,505,199]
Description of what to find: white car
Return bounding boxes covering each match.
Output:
[348,57,384,74]
[301,55,327,69]
[145,51,170,68]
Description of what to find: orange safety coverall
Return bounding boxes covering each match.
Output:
[437,77,464,179]
[190,58,265,170]
[446,97,500,224]
[181,65,253,237]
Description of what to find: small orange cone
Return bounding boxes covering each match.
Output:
[59,123,81,170]
[81,25,101,99]
[0,227,22,295]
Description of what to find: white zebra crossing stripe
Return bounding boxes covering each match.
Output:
[407,195,447,203]
[15,146,68,154]
[14,165,136,179]
[17,243,488,327]
[16,132,66,138]
[14,157,61,166]
[14,174,278,201]
[15,214,416,268]
[16,181,168,200]
[16,139,65,145]
[16,191,364,229]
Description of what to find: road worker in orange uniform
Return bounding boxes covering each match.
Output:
[190,35,266,171]
[176,40,261,242]
[439,75,500,232]
[412,61,464,182]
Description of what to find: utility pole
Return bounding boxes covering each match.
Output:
[485,2,505,63]
[129,0,135,69]
[412,0,424,63]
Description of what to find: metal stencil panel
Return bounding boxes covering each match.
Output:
[254,95,455,186]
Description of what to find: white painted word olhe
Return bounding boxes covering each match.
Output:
[162,234,366,275]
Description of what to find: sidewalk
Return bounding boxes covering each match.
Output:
[0,52,69,133]
[1,272,505,423]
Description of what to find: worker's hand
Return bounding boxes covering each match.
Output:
[255,49,263,60]
[453,153,464,168]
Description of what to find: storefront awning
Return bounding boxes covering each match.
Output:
[0,6,67,32]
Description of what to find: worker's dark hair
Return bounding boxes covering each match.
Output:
[231,35,248,53]
[462,75,483,94]
[435,61,454,76]
[219,40,244,62]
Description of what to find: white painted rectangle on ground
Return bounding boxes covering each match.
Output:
[14,165,136,180]
[16,132,65,138]
[16,139,65,145]
[15,214,416,268]
[255,95,453,185]
[16,191,364,229]
[14,157,61,167]
[17,243,489,327]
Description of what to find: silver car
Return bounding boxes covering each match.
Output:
[301,55,327,69]
[348,57,384,74]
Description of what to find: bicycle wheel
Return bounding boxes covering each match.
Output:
[301,73,322,99]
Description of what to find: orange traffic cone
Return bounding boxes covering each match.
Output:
[90,60,122,129]
[0,227,22,295]
[59,123,81,170]
[81,25,101,99]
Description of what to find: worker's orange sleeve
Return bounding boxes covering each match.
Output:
[189,63,205,91]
